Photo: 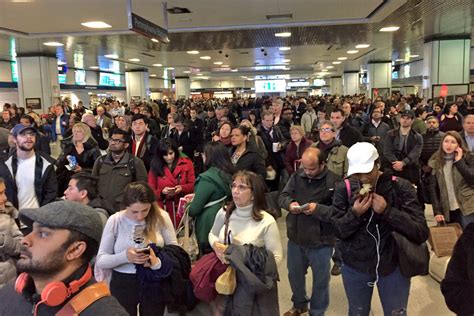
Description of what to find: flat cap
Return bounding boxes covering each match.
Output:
[20,201,103,244]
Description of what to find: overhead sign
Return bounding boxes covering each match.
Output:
[129,13,169,43]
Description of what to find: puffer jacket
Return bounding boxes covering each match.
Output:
[420,129,445,166]
[0,202,22,288]
[428,152,474,221]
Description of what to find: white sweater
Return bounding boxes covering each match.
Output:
[208,204,283,265]
[96,209,178,274]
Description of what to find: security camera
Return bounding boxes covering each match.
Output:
[225,54,229,58]
[219,50,223,54]
[264,53,267,56]
[261,48,265,52]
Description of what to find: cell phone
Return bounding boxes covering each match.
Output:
[136,247,150,255]
[300,203,310,211]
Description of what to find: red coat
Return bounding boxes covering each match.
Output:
[284,138,312,175]
[148,157,195,227]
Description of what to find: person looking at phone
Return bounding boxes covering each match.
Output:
[428,131,474,228]
[96,181,177,316]
[278,147,341,316]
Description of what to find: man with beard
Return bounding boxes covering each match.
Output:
[0,124,57,234]
[0,201,127,315]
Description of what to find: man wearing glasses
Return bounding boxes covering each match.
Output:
[92,129,147,213]
[0,124,57,234]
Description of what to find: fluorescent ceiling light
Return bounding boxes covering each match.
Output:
[89,66,100,69]
[282,67,290,70]
[187,50,199,54]
[355,44,370,49]
[57,61,66,65]
[197,73,204,76]
[150,74,157,77]
[221,65,230,68]
[128,58,140,62]
[183,70,191,74]
[395,59,405,62]
[231,69,238,72]
[166,67,175,70]
[282,59,291,63]
[321,69,329,72]
[379,26,400,32]
[151,38,159,43]
[337,57,348,60]
[153,63,162,67]
[279,47,291,51]
[81,21,112,29]
[104,54,118,59]
[410,54,420,58]
[347,50,359,54]
[213,61,223,65]
[332,61,342,64]
[43,42,64,47]
[200,56,211,60]
[275,32,291,37]
[326,66,334,69]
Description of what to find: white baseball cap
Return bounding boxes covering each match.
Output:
[347,142,379,176]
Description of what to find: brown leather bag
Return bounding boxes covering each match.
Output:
[55,282,111,316]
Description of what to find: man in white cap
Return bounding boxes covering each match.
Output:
[315,142,428,316]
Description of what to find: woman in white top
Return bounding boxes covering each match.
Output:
[96,181,177,316]
[209,170,283,314]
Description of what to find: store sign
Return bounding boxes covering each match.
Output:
[129,13,169,43]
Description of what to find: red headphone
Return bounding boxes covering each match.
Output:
[15,265,92,307]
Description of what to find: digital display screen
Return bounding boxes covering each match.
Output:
[255,80,286,93]
[75,70,86,85]
[99,73,121,86]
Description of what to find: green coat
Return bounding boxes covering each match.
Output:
[188,167,232,246]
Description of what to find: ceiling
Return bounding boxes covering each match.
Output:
[0,0,472,82]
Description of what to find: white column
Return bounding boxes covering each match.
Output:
[17,55,60,112]
[0,61,12,82]
[343,72,359,95]
[422,38,470,98]
[367,61,392,99]
[125,70,149,102]
[175,77,190,99]
[329,76,343,95]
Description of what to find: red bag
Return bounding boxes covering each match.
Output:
[189,252,227,303]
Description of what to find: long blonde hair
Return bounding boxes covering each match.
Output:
[72,122,92,144]
[122,182,164,244]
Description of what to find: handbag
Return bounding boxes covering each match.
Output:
[215,265,236,295]
[176,203,199,261]
[391,231,429,278]
[189,252,227,303]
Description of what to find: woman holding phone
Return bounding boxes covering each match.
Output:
[148,139,195,227]
[429,131,474,228]
[96,182,178,316]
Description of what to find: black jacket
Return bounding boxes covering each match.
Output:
[128,132,159,171]
[189,118,205,151]
[231,146,267,181]
[441,222,474,316]
[171,129,195,159]
[0,265,127,315]
[420,129,444,166]
[0,151,57,209]
[321,172,428,277]
[89,125,109,150]
[338,123,363,148]
[279,168,340,247]
[258,125,288,170]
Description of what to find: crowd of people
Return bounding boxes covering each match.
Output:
[0,91,472,315]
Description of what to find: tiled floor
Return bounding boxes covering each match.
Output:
[171,206,454,316]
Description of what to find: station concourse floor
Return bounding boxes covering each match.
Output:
[172,205,454,316]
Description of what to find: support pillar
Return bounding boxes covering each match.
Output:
[422,38,470,99]
[175,77,190,99]
[125,70,149,102]
[329,76,343,96]
[367,61,392,99]
[17,55,60,112]
[343,71,360,96]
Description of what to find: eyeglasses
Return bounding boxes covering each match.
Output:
[109,138,126,143]
[320,127,335,133]
[230,183,251,191]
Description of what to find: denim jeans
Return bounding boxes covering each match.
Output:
[287,240,333,316]
[341,265,410,316]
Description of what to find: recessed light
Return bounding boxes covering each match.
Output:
[150,74,157,77]
[43,42,64,47]
[282,67,290,70]
[326,66,334,69]
[151,38,159,43]
[355,44,370,49]
[200,56,211,60]
[279,47,291,51]
[337,57,348,60]
[410,54,420,58]
[166,67,175,70]
[275,32,291,37]
[152,63,162,67]
[332,61,342,64]
[89,66,99,69]
[221,65,230,68]
[321,69,329,72]
[347,50,359,54]
[395,59,405,62]
[282,59,291,63]
[213,61,223,65]
[187,50,199,54]
[231,69,238,72]
[379,26,400,32]
[183,70,191,74]
[81,21,112,29]
[197,73,203,76]
[104,54,118,59]
[128,58,140,62]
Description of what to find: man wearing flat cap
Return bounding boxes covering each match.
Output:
[0,201,127,315]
